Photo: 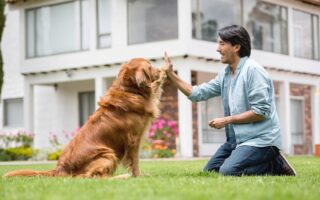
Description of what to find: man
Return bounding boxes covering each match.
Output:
[163,25,296,176]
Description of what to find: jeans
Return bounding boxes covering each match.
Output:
[203,142,280,176]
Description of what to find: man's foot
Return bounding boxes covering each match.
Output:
[275,152,296,176]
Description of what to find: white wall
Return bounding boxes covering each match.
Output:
[2,0,320,156]
[0,7,24,131]
[33,80,95,148]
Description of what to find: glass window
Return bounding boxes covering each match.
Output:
[243,0,288,54]
[81,0,90,50]
[197,72,226,143]
[26,0,89,58]
[3,98,24,127]
[192,0,241,42]
[312,15,319,60]
[128,0,178,44]
[79,91,95,126]
[97,0,111,48]
[201,97,226,143]
[290,98,304,145]
[293,10,319,60]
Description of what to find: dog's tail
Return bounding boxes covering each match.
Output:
[3,169,57,177]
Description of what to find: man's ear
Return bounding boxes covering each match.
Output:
[234,44,241,54]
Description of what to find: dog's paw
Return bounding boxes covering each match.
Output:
[109,173,131,180]
[160,70,167,79]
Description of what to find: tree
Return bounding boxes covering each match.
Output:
[0,0,5,97]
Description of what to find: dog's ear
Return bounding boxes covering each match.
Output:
[135,68,150,88]
[135,68,152,96]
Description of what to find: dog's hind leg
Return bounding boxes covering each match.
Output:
[79,150,118,178]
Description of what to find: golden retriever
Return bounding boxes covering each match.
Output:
[4,58,166,178]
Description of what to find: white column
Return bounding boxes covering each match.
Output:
[177,67,193,157]
[95,77,108,109]
[111,0,127,48]
[178,0,192,41]
[23,80,34,135]
[89,0,97,51]
[279,81,291,154]
[312,83,320,149]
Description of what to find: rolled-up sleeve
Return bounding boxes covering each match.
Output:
[248,67,272,119]
[188,73,222,102]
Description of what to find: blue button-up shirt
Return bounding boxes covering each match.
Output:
[189,57,282,149]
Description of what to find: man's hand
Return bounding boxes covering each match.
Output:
[162,52,173,73]
[209,117,231,129]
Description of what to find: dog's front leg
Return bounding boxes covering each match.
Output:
[130,146,141,177]
[151,70,167,90]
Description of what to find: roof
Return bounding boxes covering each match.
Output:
[5,0,320,6]
[302,0,320,6]
[6,0,28,3]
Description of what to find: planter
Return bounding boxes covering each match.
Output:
[315,144,320,157]
[151,139,167,150]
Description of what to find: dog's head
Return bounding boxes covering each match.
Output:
[117,58,161,97]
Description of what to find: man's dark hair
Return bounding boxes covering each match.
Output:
[218,25,251,57]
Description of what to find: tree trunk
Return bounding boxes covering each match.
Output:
[0,0,5,97]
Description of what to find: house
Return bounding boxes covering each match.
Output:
[1,0,320,157]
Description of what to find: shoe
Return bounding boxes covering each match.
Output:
[276,152,297,176]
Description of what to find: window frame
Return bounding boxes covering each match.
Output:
[190,0,320,60]
[290,96,305,146]
[127,0,179,45]
[292,9,320,60]
[25,0,89,58]
[3,98,24,128]
[96,0,112,49]
[78,91,95,127]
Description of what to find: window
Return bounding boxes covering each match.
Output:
[192,0,241,42]
[97,0,111,48]
[244,0,288,54]
[128,0,178,44]
[26,0,89,58]
[290,98,304,145]
[3,98,24,127]
[201,97,226,143]
[197,72,226,143]
[79,91,95,126]
[293,10,320,60]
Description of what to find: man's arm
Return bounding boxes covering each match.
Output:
[163,52,192,97]
[209,110,264,129]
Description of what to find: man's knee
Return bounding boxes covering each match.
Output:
[219,165,241,176]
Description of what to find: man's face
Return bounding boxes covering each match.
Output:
[216,37,240,65]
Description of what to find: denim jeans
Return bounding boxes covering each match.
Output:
[203,142,280,176]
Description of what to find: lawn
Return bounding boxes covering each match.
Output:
[0,157,320,200]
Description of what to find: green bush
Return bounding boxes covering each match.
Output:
[0,148,11,161]
[152,149,175,158]
[4,147,35,160]
[47,149,62,160]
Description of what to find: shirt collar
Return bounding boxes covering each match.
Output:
[224,56,248,75]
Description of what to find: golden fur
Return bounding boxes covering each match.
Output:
[4,58,166,178]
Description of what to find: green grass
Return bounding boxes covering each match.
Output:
[1,157,320,200]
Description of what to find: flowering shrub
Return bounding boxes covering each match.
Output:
[49,128,80,148]
[0,130,34,148]
[147,118,179,158]
[48,128,80,160]
[0,130,35,161]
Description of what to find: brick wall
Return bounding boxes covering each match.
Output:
[191,71,199,156]
[158,71,200,156]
